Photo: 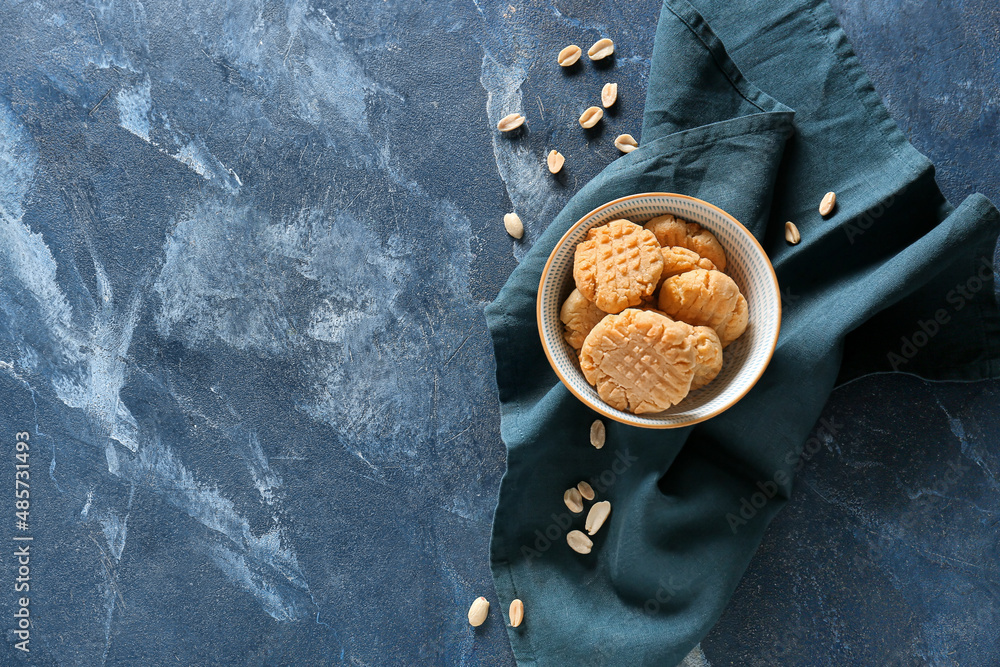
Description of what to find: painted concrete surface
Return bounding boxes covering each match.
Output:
[0,0,995,665]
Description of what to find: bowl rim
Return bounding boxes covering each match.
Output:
[536,192,782,429]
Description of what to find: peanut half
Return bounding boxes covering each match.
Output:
[819,191,836,217]
[601,82,618,108]
[585,501,611,535]
[564,487,584,513]
[567,530,593,554]
[547,149,565,174]
[504,213,524,239]
[497,113,525,132]
[588,38,615,60]
[579,106,603,129]
[614,134,638,153]
[468,597,489,627]
[577,481,595,501]
[509,599,524,628]
[784,221,801,245]
[558,44,582,67]
[590,419,606,449]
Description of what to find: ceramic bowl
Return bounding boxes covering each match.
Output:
[537,193,781,428]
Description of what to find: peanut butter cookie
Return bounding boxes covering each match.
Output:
[579,309,696,414]
[573,219,664,314]
[644,214,727,271]
[659,246,717,284]
[658,268,743,340]
[560,289,608,351]
[718,293,748,348]
[688,326,723,390]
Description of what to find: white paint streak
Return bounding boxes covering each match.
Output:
[81,490,94,519]
[113,83,241,191]
[480,53,562,259]
[287,13,371,135]
[680,644,713,667]
[100,509,129,562]
[154,201,294,353]
[173,136,241,191]
[0,102,36,221]
[306,302,368,344]
[123,433,307,590]
[155,132,241,191]
[116,78,151,142]
[0,217,79,368]
[155,202,404,356]
[209,543,303,622]
[242,431,282,506]
[195,0,379,140]
[0,208,140,457]
[298,199,481,464]
[51,284,142,453]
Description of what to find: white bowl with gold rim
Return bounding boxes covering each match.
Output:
[537,193,781,429]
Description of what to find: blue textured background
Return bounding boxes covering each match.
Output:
[0,0,996,665]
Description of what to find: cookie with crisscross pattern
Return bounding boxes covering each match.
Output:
[573,219,664,314]
[579,309,696,414]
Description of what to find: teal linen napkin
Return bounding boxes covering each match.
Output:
[484,0,1000,664]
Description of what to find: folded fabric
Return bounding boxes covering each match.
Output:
[484,0,1000,664]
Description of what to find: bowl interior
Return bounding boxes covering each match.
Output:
[538,193,781,428]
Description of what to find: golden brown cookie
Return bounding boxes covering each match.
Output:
[560,289,608,351]
[644,214,727,271]
[718,293,748,347]
[573,219,664,314]
[659,247,717,284]
[579,309,696,414]
[688,326,723,390]
[657,268,741,335]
